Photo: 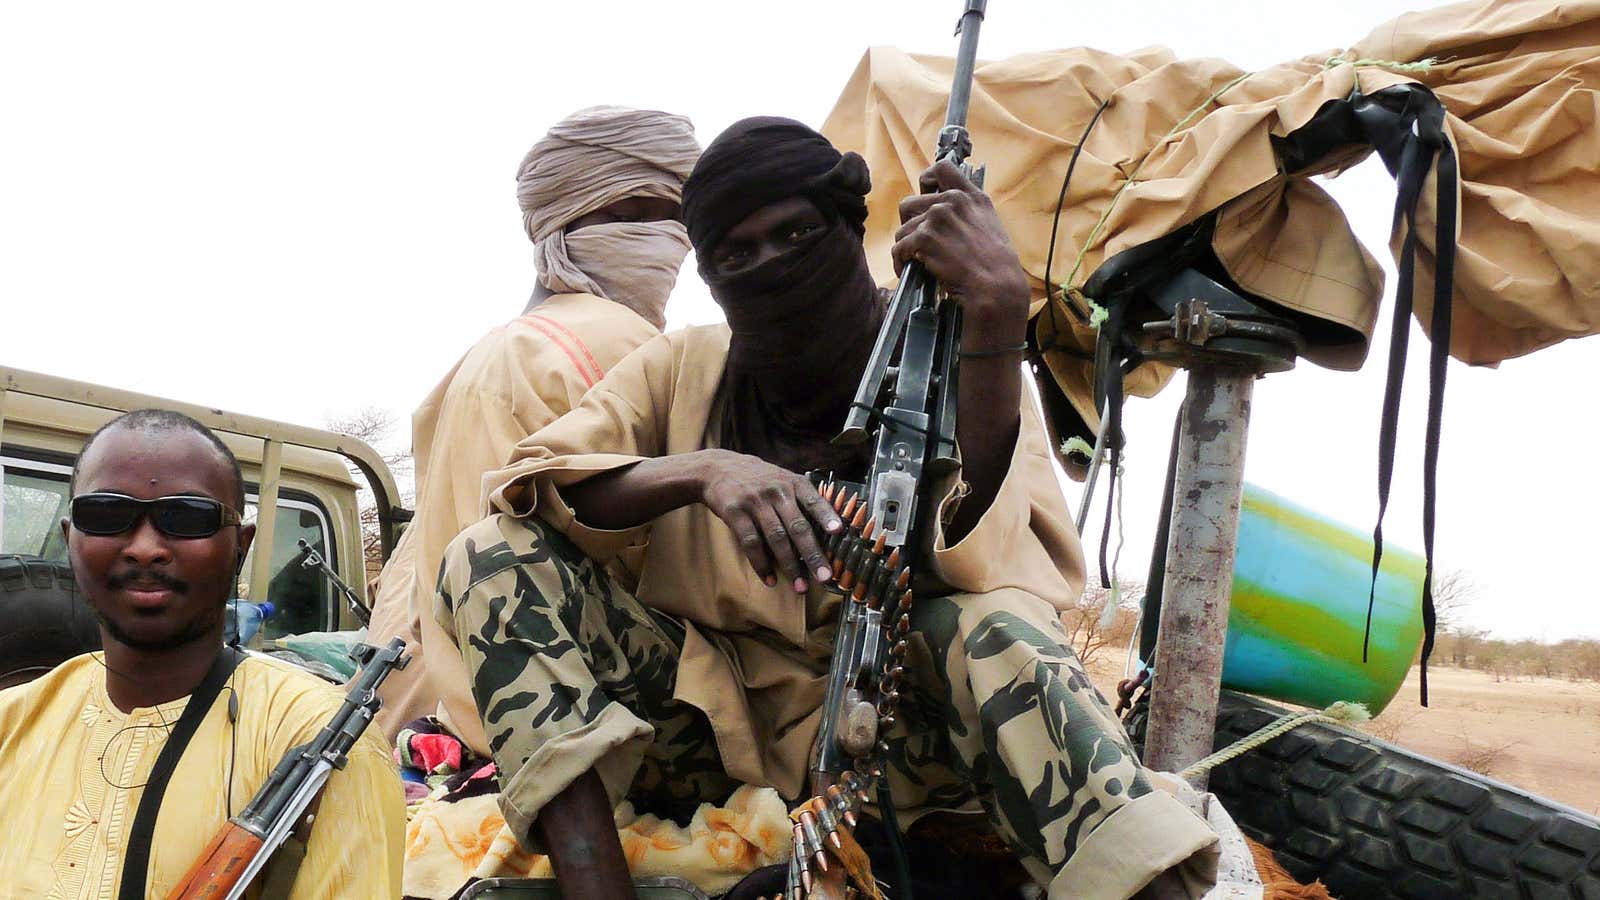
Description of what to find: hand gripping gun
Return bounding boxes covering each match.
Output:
[165,638,410,900]
[788,4,989,898]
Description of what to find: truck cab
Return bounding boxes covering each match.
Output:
[1,365,407,679]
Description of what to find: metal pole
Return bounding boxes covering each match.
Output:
[1142,365,1256,788]
[0,390,8,543]
[1074,399,1113,534]
[248,437,284,605]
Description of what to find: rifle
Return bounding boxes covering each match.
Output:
[296,537,371,627]
[164,638,410,900]
[791,4,989,897]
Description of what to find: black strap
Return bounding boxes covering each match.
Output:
[119,647,243,900]
[1040,98,1112,334]
[1098,358,1124,590]
[1417,126,1458,708]
[1093,300,1137,591]
[1358,85,1457,708]
[1139,404,1187,665]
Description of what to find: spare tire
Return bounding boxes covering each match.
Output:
[1128,689,1600,899]
[0,554,101,689]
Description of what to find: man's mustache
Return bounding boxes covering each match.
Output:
[106,568,189,594]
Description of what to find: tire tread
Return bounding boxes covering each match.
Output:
[1131,690,1600,899]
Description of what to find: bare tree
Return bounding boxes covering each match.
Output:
[324,408,414,578]
[1431,569,1476,636]
[1426,568,1485,668]
[1063,578,1144,668]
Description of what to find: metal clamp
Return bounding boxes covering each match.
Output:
[1141,297,1305,374]
[1169,298,1227,345]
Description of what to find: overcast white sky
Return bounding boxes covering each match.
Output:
[3,1,1595,640]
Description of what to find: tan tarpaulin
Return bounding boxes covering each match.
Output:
[822,0,1600,431]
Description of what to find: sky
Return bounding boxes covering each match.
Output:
[2,1,1595,640]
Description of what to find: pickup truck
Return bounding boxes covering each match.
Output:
[6,363,1596,900]
[0,364,406,687]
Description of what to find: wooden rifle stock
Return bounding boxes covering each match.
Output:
[159,639,408,900]
[165,823,266,900]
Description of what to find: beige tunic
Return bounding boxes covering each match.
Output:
[470,323,1086,795]
[366,292,658,751]
[0,654,405,899]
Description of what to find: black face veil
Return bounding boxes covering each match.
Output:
[683,117,882,378]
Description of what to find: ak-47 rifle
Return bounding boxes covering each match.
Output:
[791,4,989,898]
[164,638,410,900]
[296,537,372,627]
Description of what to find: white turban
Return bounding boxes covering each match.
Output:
[516,106,701,316]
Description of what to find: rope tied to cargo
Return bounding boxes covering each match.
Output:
[1178,701,1372,780]
[1323,55,1440,74]
[1061,71,1255,293]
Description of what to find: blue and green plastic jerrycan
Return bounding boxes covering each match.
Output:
[1215,483,1424,715]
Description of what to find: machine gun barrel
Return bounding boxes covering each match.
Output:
[835,0,986,449]
[944,0,987,131]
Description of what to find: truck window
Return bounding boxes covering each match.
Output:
[237,495,336,641]
[4,458,337,641]
[1,462,71,562]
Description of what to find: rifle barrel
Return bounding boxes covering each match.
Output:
[944,1,988,129]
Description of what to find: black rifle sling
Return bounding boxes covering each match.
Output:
[119,646,244,900]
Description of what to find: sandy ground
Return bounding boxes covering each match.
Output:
[1356,665,1600,815]
[1085,658,1600,816]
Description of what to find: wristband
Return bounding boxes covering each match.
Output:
[958,342,1028,359]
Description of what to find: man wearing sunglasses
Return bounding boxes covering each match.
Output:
[0,409,405,898]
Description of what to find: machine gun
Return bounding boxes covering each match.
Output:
[789,4,989,898]
[164,638,409,900]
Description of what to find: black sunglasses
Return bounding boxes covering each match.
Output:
[70,492,243,539]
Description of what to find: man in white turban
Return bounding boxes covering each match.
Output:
[362,106,701,752]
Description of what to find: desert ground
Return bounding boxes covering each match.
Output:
[1086,659,1600,815]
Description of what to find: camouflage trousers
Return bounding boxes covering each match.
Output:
[441,515,1167,890]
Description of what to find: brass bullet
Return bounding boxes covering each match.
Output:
[855,556,881,604]
[850,503,868,532]
[799,811,828,872]
[792,825,812,893]
[811,797,843,849]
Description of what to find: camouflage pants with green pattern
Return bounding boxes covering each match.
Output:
[442,514,1158,887]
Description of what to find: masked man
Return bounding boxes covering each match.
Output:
[434,119,1220,899]
[364,106,700,750]
[0,409,404,898]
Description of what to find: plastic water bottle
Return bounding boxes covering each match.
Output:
[224,600,276,645]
